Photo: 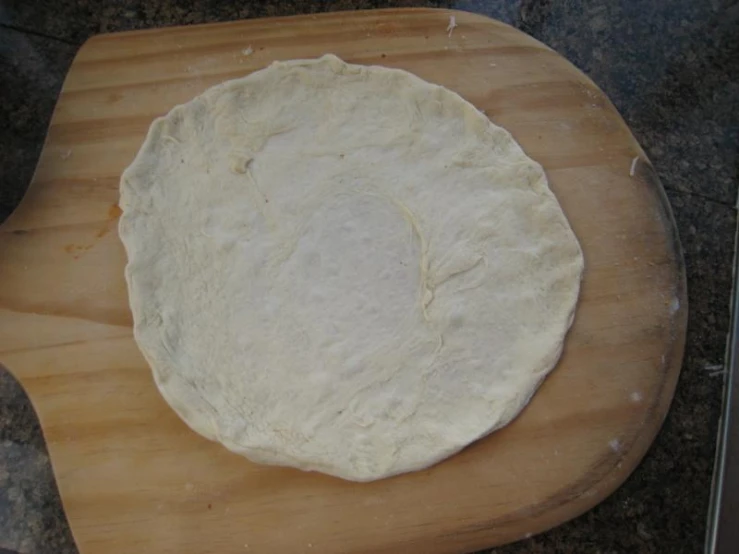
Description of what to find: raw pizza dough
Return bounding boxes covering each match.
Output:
[119,54,584,482]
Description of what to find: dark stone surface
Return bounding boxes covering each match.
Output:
[0,28,76,223]
[515,0,739,207]
[0,368,76,553]
[0,1,737,553]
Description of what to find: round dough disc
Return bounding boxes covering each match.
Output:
[119,54,584,482]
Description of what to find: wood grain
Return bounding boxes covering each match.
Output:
[0,8,686,554]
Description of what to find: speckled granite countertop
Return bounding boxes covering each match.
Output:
[1,1,737,553]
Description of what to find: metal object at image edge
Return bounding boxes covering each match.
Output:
[707,207,739,554]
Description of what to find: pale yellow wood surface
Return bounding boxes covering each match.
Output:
[0,8,686,554]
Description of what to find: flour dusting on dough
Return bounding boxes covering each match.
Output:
[119,55,584,482]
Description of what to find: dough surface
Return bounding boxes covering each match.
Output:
[119,54,584,481]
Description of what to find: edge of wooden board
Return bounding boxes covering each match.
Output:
[0,8,688,552]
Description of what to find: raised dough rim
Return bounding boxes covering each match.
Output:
[118,53,584,481]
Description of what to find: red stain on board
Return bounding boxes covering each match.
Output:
[64,243,93,259]
[96,204,123,238]
[108,204,122,219]
[64,204,122,257]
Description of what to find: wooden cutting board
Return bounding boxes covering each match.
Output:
[0,8,686,554]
